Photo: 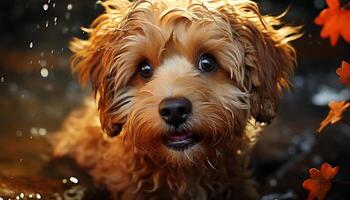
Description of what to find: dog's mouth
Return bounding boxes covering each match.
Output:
[164,131,201,151]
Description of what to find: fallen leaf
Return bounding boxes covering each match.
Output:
[336,61,350,87]
[316,101,350,133]
[303,163,339,200]
[314,0,350,46]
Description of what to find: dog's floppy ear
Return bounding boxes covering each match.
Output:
[217,0,301,123]
[69,0,132,136]
[69,0,131,91]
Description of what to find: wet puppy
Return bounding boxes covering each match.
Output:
[52,0,300,199]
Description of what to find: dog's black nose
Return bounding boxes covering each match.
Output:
[159,97,192,126]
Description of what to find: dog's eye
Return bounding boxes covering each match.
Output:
[139,62,153,79]
[198,54,217,73]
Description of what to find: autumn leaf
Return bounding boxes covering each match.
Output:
[314,0,350,46]
[303,163,339,200]
[316,101,350,133]
[336,61,350,87]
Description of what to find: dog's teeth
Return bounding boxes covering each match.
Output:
[169,138,192,145]
[165,133,199,151]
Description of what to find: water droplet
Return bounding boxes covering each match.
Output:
[36,193,41,199]
[45,20,49,27]
[20,193,25,198]
[65,12,71,20]
[52,3,56,8]
[28,193,33,198]
[269,178,277,187]
[30,127,38,135]
[43,4,49,11]
[62,178,68,184]
[16,130,23,137]
[54,17,58,25]
[312,155,323,165]
[38,128,47,136]
[0,77,4,83]
[39,59,47,67]
[62,27,69,34]
[69,176,79,184]
[67,4,73,10]
[40,68,49,78]
[29,42,33,48]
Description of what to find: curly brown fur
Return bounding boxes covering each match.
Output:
[52,0,301,199]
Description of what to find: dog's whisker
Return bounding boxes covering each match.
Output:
[184,151,195,164]
[204,116,217,143]
[206,157,217,170]
[210,136,223,148]
[212,111,236,133]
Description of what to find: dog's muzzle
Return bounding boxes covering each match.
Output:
[159,97,202,151]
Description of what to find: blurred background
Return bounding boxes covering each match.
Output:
[0,0,350,199]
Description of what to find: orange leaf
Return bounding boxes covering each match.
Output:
[314,0,350,46]
[315,9,330,25]
[339,12,350,42]
[326,0,340,10]
[316,101,350,133]
[302,163,339,200]
[336,61,350,87]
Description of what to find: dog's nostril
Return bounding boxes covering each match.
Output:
[178,106,186,115]
[160,108,171,117]
[159,97,192,126]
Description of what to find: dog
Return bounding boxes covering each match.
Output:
[51,0,300,199]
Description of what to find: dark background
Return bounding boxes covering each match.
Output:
[0,0,350,199]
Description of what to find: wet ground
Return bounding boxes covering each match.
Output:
[1,0,350,199]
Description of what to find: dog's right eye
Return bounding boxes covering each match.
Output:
[139,62,153,79]
[198,54,217,73]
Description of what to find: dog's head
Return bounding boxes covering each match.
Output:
[70,0,300,167]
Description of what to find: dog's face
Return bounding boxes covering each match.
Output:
[70,0,299,167]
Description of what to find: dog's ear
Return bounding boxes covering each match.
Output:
[69,0,131,92]
[69,0,132,136]
[217,0,301,123]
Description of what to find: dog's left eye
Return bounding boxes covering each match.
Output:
[139,62,153,79]
[198,54,217,73]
